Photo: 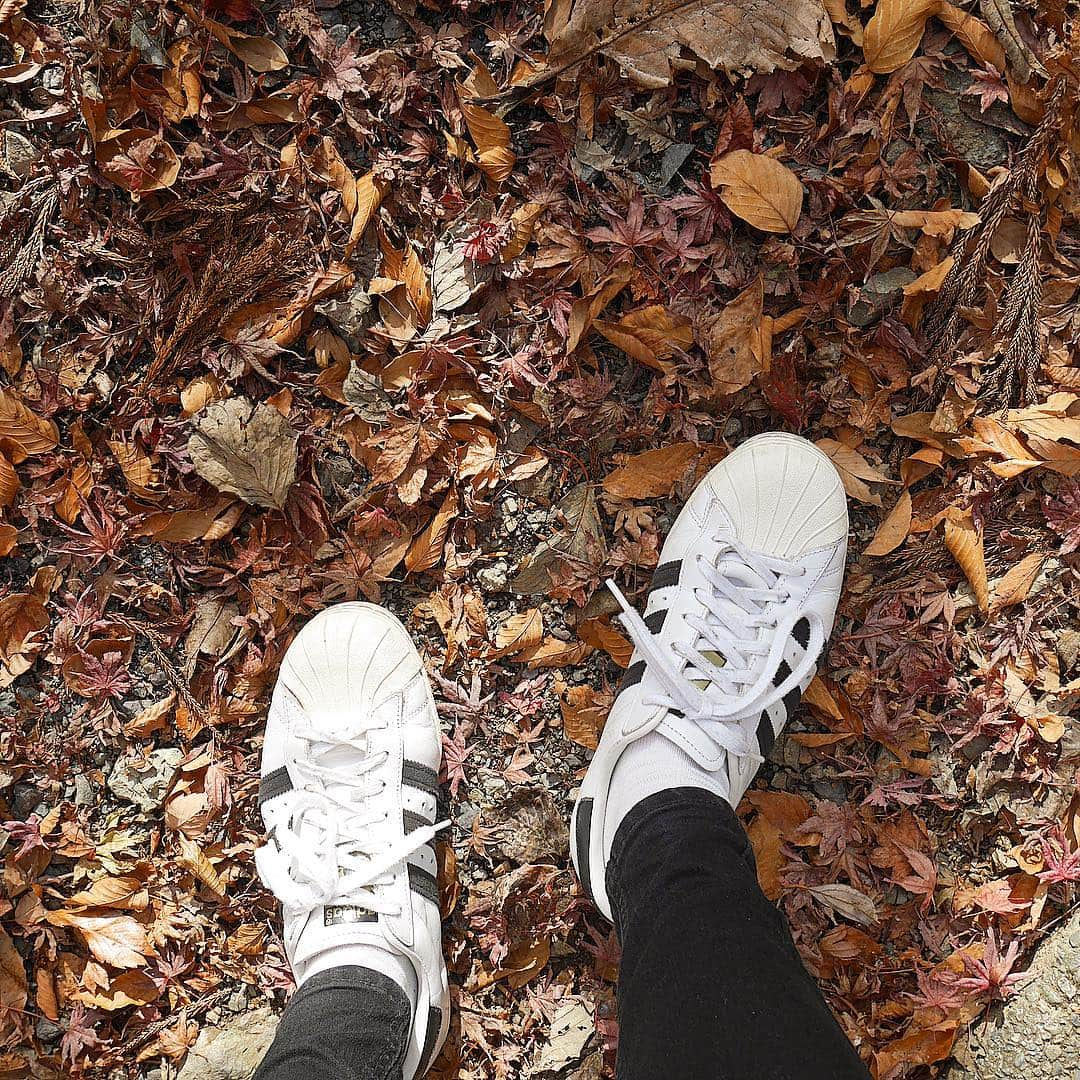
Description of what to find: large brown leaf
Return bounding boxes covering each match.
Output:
[547,0,835,88]
[188,397,298,510]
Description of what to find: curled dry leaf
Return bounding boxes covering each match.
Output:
[546,0,835,88]
[709,151,804,234]
[560,684,610,750]
[45,911,150,969]
[188,397,298,510]
[864,489,913,556]
[405,487,458,573]
[594,304,693,371]
[693,276,769,396]
[944,509,989,612]
[603,442,700,499]
[815,438,893,506]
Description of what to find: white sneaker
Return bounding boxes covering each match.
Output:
[255,603,449,1079]
[571,433,849,919]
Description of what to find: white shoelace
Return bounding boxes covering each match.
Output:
[609,540,823,760]
[256,727,447,924]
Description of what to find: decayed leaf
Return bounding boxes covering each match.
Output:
[46,912,150,969]
[862,0,942,73]
[808,882,879,926]
[709,151,804,234]
[547,0,835,88]
[492,609,544,657]
[511,484,607,595]
[0,591,48,687]
[460,100,515,183]
[0,387,58,453]
[864,489,912,556]
[944,509,989,612]
[188,397,298,510]
[603,442,700,499]
[594,305,693,371]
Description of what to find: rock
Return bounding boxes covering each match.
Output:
[108,747,182,813]
[179,1007,279,1080]
[477,562,509,592]
[848,268,917,327]
[946,907,1080,1080]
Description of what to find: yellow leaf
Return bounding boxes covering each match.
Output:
[864,488,912,556]
[944,510,988,612]
[863,0,942,73]
[709,150,804,234]
[492,609,543,658]
[603,443,701,499]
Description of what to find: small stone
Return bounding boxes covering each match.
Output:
[72,773,94,807]
[477,562,509,592]
[178,1007,279,1080]
[502,496,519,515]
[108,747,183,814]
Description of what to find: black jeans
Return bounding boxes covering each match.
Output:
[254,788,870,1080]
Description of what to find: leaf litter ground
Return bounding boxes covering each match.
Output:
[0,0,1078,1077]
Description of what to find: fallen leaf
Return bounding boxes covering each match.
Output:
[0,591,48,687]
[460,100,515,183]
[944,509,988,612]
[46,912,150,969]
[406,488,458,573]
[863,0,942,73]
[561,684,609,750]
[188,397,298,510]
[808,882,879,926]
[492,609,544,658]
[709,151,804,234]
[0,929,27,1012]
[594,305,693,371]
[864,489,912,555]
[603,443,700,499]
[816,439,893,506]
[0,387,58,454]
[546,0,835,88]
[991,552,1045,610]
[694,276,769,396]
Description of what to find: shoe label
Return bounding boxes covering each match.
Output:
[323,905,377,926]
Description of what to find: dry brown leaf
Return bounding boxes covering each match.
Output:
[346,172,390,255]
[944,510,988,612]
[577,617,632,667]
[176,835,225,899]
[0,929,27,1012]
[709,151,804,234]
[0,453,18,507]
[992,552,1045,611]
[936,2,1006,71]
[560,684,610,750]
[67,875,147,911]
[0,591,48,687]
[603,443,700,499]
[0,523,16,556]
[0,387,58,454]
[594,305,693,371]
[815,438,893,506]
[188,397,298,510]
[864,489,912,556]
[492,609,544,658]
[873,1026,957,1076]
[518,637,592,669]
[76,969,160,1012]
[746,813,783,900]
[546,0,835,88]
[694,276,768,396]
[888,209,980,235]
[862,0,941,73]
[405,488,458,573]
[460,100,516,183]
[46,912,150,969]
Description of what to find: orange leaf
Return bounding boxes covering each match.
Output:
[491,609,543,658]
[697,276,768,396]
[991,552,1045,611]
[0,453,18,507]
[405,488,458,573]
[594,304,693,371]
[0,387,58,454]
[46,912,150,969]
[944,510,988,612]
[459,100,515,183]
[863,0,942,73]
[603,443,700,499]
[0,929,27,1012]
[709,151,804,234]
[864,489,912,556]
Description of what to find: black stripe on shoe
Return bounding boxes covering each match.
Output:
[756,710,776,757]
[649,561,682,592]
[403,809,429,833]
[419,1005,443,1075]
[408,861,440,906]
[783,685,802,716]
[618,660,647,693]
[644,609,667,634]
[402,759,438,797]
[575,798,594,901]
[772,659,792,687]
[793,617,811,650]
[258,766,292,804]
